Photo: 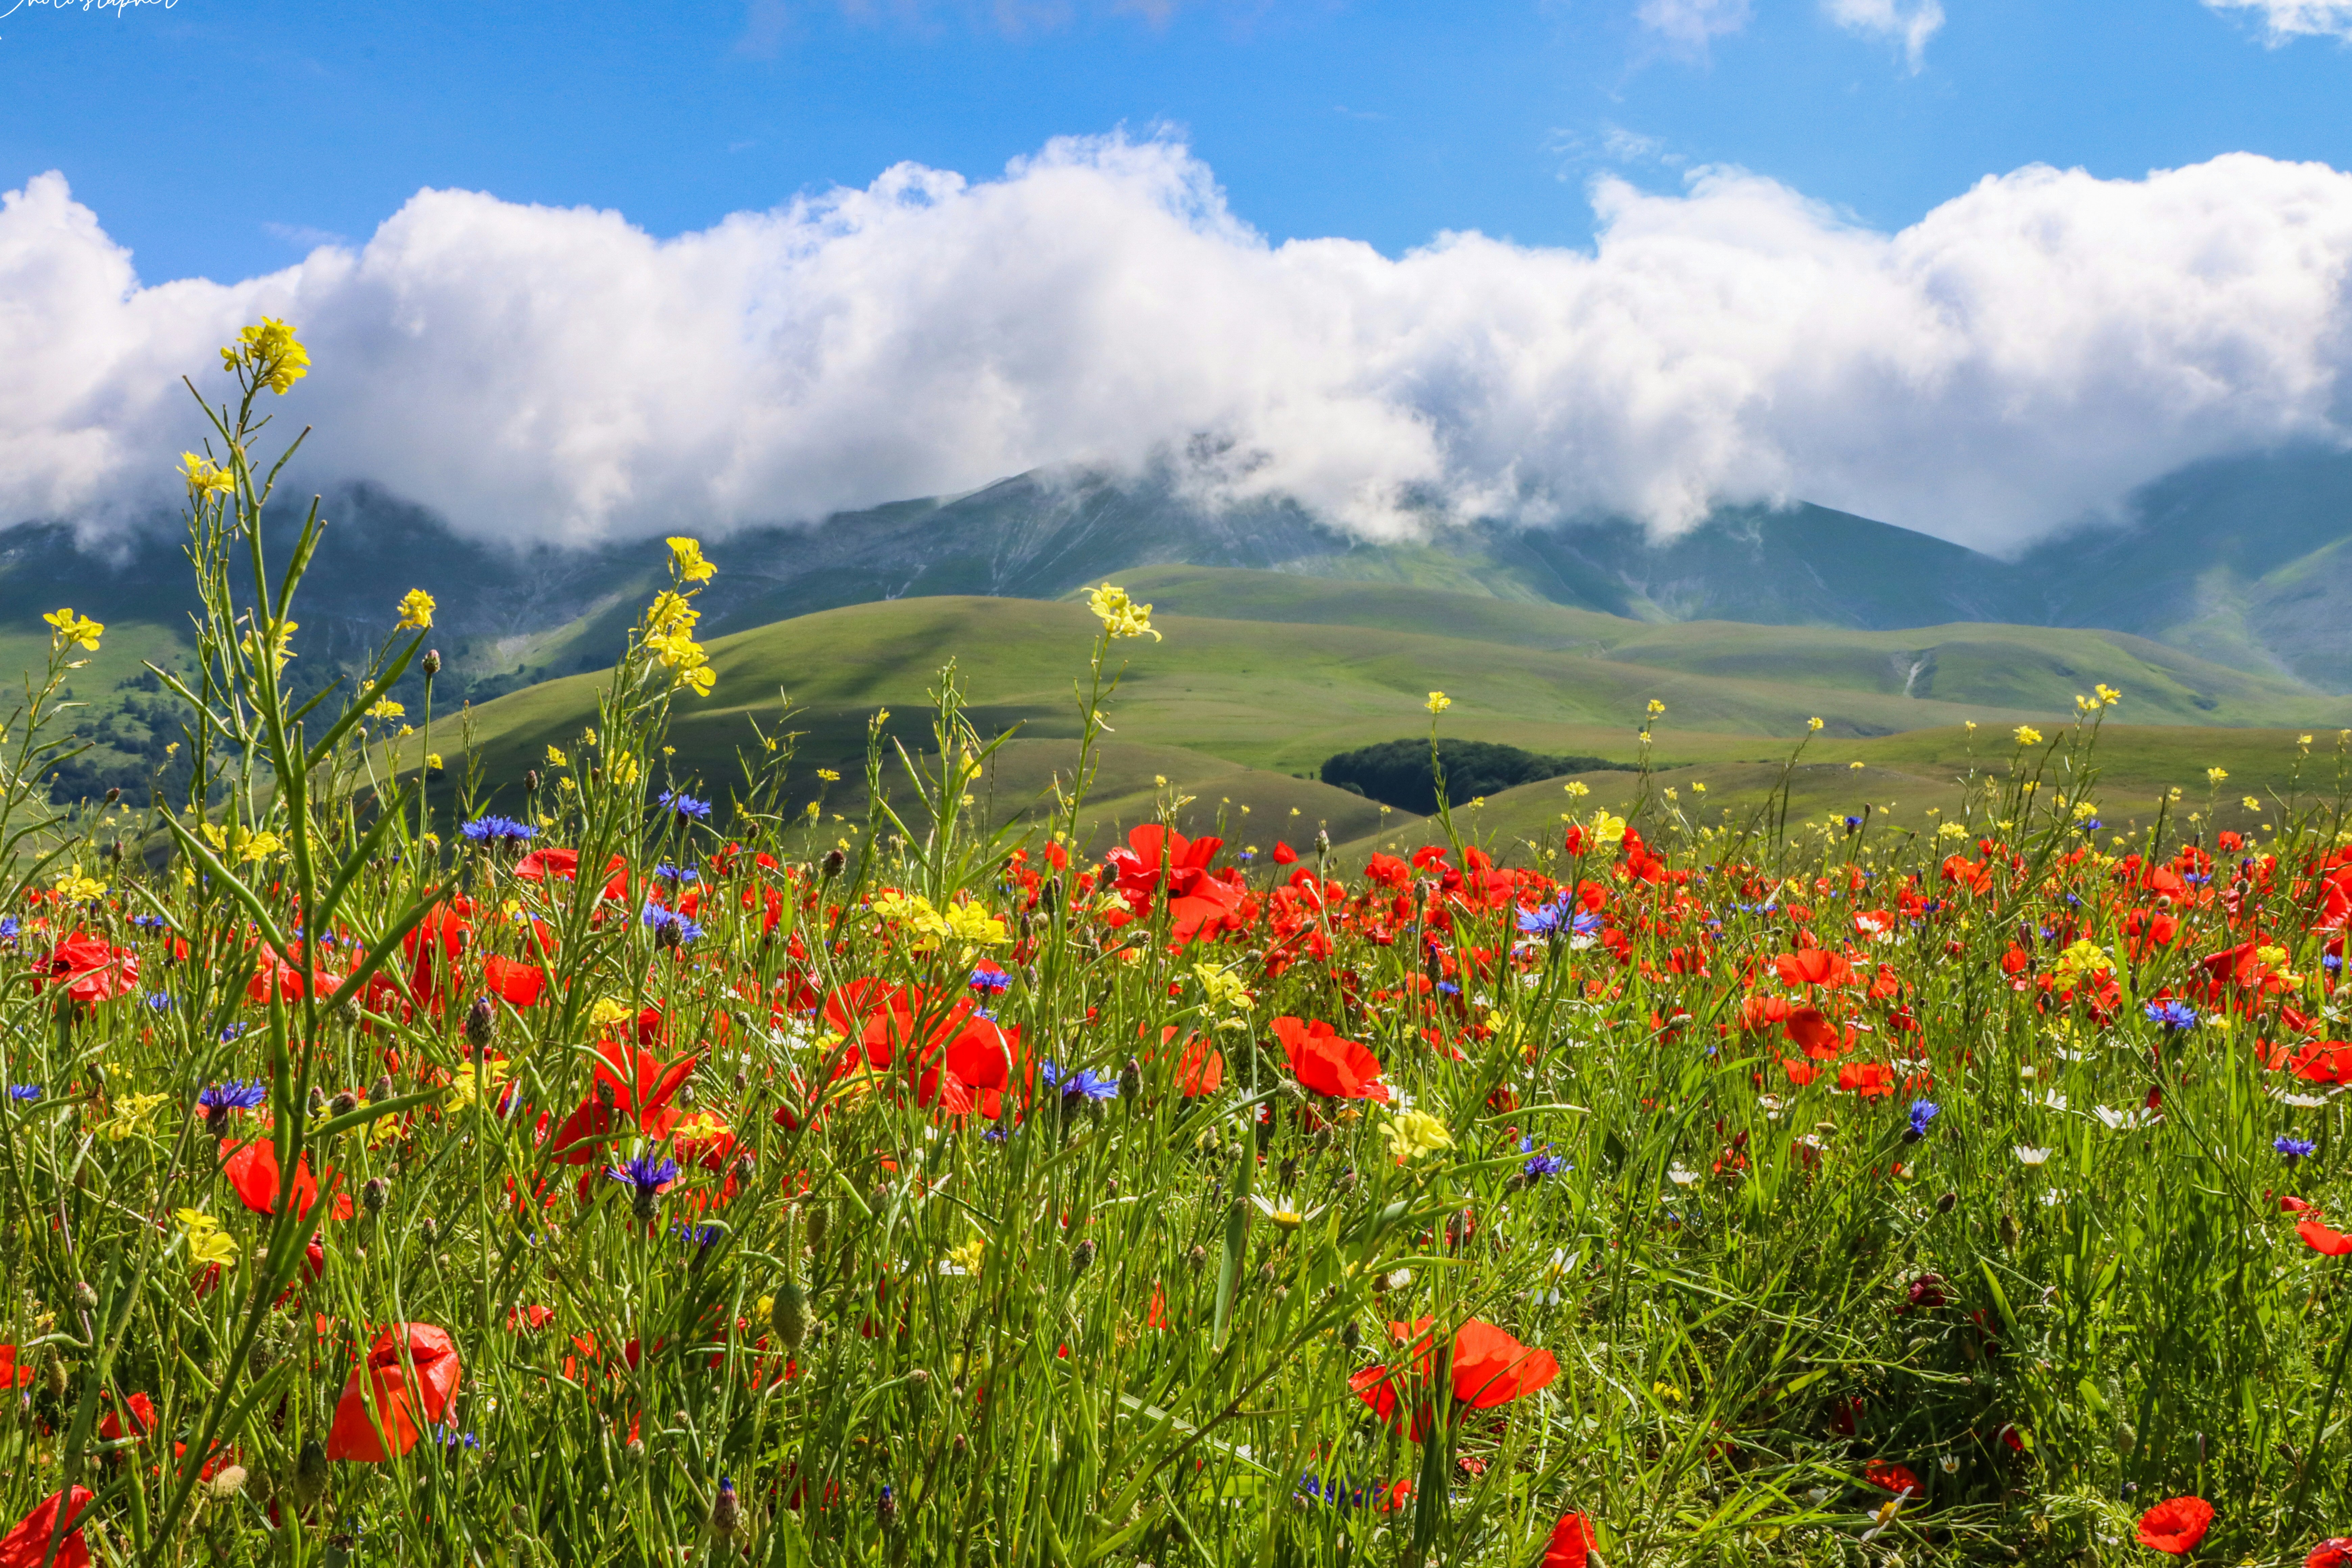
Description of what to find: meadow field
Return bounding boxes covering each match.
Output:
[5,324,2352,1568]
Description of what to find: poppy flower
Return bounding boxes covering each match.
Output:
[548,1039,699,1163]
[2300,1220,2352,1256]
[1104,825,1245,944]
[98,1392,156,1442]
[2308,1538,2352,1568]
[2134,1495,2213,1555]
[1351,1317,1557,1440]
[1272,1016,1389,1102]
[221,1136,327,1218]
[0,1345,35,1389]
[1774,950,1854,989]
[1836,1061,1896,1099]
[1864,1460,1920,1494]
[326,1323,462,1462]
[480,955,546,1007]
[1783,1008,1846,1059]
[0,1487,94,1568]
[34,934,138,1003]
[1543,1512,1599,1568]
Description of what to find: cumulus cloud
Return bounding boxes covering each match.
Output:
[8,138,2352,556]
[1635,0,1753,51]
[1823,0,1944,68]
[2205,0,2352,40]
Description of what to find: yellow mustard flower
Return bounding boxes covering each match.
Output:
[1385,1108,1454,1163]
[222,317,310,393]
[1087,583,1160,641]
[2013,725,2043,747]
[396,588,437,630]
[667,536,717,583]
[180,451,236,498]
[42,607,103,654]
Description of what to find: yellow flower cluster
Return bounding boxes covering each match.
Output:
[176,1208,239,1270]
[1385,1107,1454,1163]
[95,1091,168,1142]
[2052,939,2113,994]
[1087,583,1160,641]
[1588,809,1629,846]
[2074,683,2123,713]
[42,607,103,654]
[668,537,717,583]
[221,317,311,394]
[180,451,236,499]
[1425,691,1452,715]
[2013,725,2044,747]
[397,588,437,631]
[240,615,299,675]
[643,589,716,697]
[51,864,106,903]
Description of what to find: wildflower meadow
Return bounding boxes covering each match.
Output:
[5,323,2352,1567]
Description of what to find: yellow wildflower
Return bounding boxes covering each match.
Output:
[1563,780,1590,799]
[816,768,841,782]
[221,317,310,394]
[1590,810,1628,846]
[240,831,284,863]
[2052,939,2113,994]
[367,697,406,721]
[1087,583,1160,641]
[96,1091,168,1142]
[667,537,717,583]
[1385,1108,1454,1163]
[176,1209,239,1270]
[1646,698,1667,717]
[2013,725,2043,747]
[2206,766,2229,786]
[546,745,569,767]
[589,997,635,1029]
[42,607,103,654]
[425,753,445,772]
[1808,716,1824,732]
[180,451,235,498]
[396,588,436,630]
[945,1236,987,1275]
[51,864,105,903]
[1425,691,1451,715]
[2242,795,2262,812]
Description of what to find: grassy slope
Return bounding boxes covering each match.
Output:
[420,593,2352,862]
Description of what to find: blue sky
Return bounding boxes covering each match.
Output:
[6,0,2351,284]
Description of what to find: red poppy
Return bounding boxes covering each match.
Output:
[1104,825,1245,944]
[1543,1512,1599,1568]
[326,1323,463,1462]
[221,1136,327,1218]
[1774,950,1854,989]
[0,1345,35,1389]
[548,1039,699,1163]
[98,1392,156,1442]
[1175,1034,1224,1096]
[1351,1317,1557,1440]
[1864,1460,1920,1494]
[1836,1061,1896,1099]
[1272,1016,1389,1102]
[0,1487,94,1568]
[1783,1008,1846,1059]
[481,955,547,1007]
[2300,1220,2352,1256]
[2134,1496,2214,1555]
[34,933,138,1003]
[2308,1538,2352,1568]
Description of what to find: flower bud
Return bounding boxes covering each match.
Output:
[804,1200,830,1255]
[710,1477,740,1537]
[1071,1238,1097,1277]
[330,1090,359,1117]
[1118,1056,1142,1103]
[72,1281,97,1313]
[464,995,496,1050]
[291,1438,329,1510]
[525,769,540,793]
[421,649,442,677]
[820,847,846,880]
[771,1279,808,1350]
[369,1074,395,1105]
[362,1176,390,1214]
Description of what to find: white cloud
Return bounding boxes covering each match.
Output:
[9,139,2352,557]
[1635,0,1753,51]
[2206,0,2352,41]
[1823,0,1944,69]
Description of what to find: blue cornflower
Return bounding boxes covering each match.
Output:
[1518,1136,1567,1181]
[2145,1000,2198,1032]
[199,1079,269,1112]
[2078,817,2102,832]
[658,789,712,822]
[652,863,698,883]
[1904,1099,1939,1142]
[1039,1060,1119,1102]
[432,1424,482,1450]
[1519,899,1600,939]
[1843,815,1864,834]
[8,1085,42,1103]
[673,1221,725,1249]
[146,993,174,1011]
[607,1150,680,1195]
[459,814,535,846]
[2277,1135,2318,1164]
[969,965,1011,995]
[1436,980,1462,999]
[131,913,168,931]
[219,1022,249,1043]
[641,904,704,948]
[0,917,18,941]
[2326,953,2344,977]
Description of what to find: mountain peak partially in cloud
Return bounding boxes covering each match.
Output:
[8,138,2352,558]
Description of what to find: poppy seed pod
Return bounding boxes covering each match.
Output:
[421,649,441,677]
[291,1438,329,1509]
[771,1279,808,1350]
[804,1201,830,1255]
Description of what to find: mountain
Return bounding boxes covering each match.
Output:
[9,444,2352,801]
